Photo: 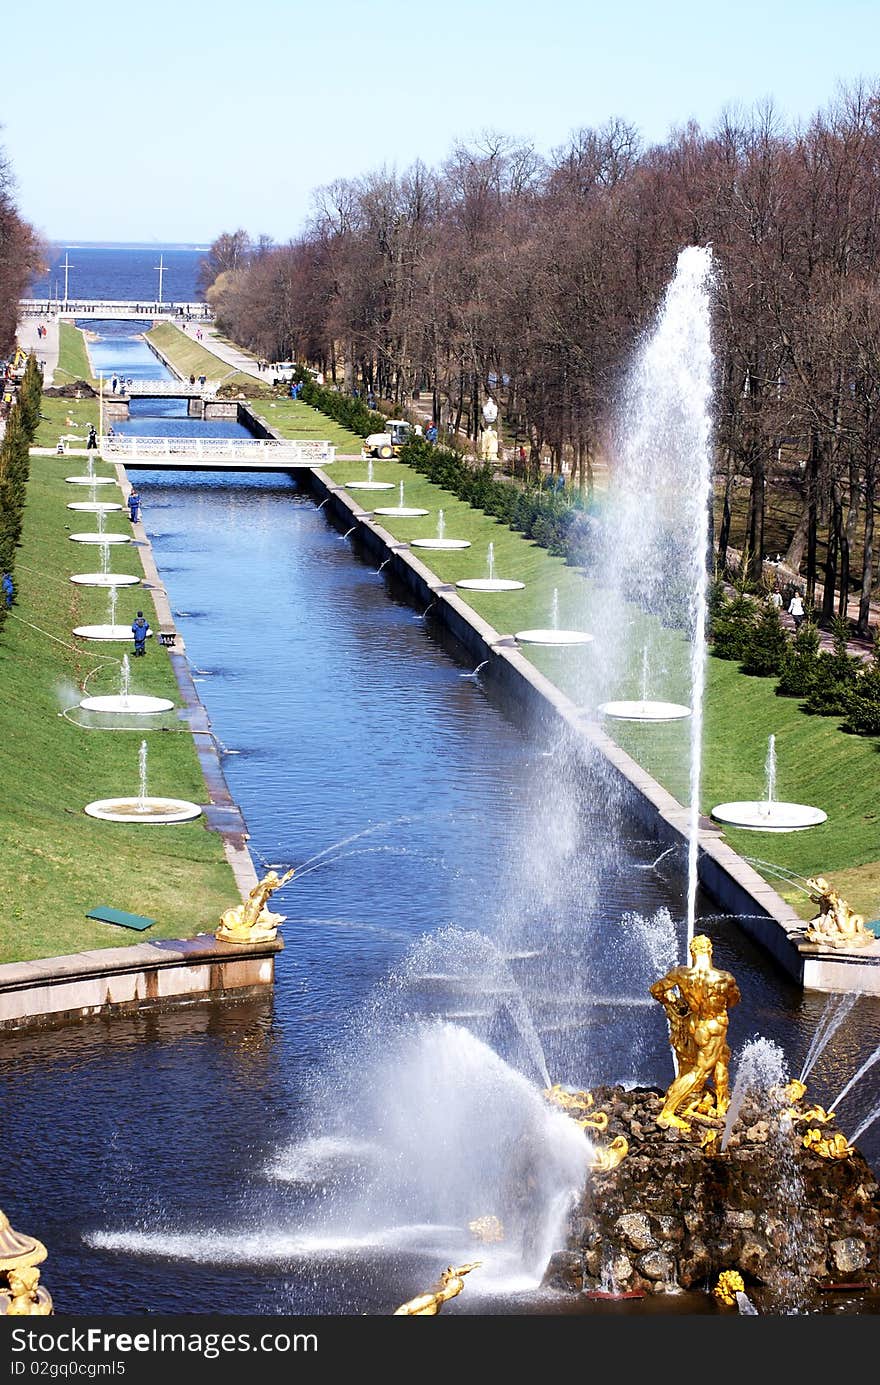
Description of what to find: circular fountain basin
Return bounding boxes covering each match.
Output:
[600,700,692,721]
[515,629,594,646]
[710,801,827,831]
[66,501,124,512]
[69,533,132,544]
[73,625,153,641]
[84,797,202,823]
[79,694,175,714]
[372,506,430,517]
[456,577,525,591]
[66,476,116,486]
[345,481,395,491]
[411,538,472,550]
[69,573,141,587]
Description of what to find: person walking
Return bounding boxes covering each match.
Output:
[86,424,98,450]
[127,488,140,523]
[131,610,149,657]
[788,590,805,631]
[1,572,13,608]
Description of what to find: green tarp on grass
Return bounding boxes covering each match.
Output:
[86,906,156,932]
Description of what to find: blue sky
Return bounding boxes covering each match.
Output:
[2,0,877,244]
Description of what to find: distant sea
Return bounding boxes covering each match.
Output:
[29,243,207,302]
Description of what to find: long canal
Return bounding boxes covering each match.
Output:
[1,322,879,1316]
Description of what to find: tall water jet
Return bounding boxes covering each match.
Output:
[589,245,716,949]
[137,739,148,813]
[762,734,777,816]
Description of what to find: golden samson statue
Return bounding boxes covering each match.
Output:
[650,934,741,1131]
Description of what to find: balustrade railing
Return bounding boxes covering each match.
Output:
[100,435,335,464]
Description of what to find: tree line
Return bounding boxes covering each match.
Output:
[0,135,42,357]
[0,353,40,628]
[200,83,880,635]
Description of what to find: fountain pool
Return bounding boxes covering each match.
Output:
[84,739,200,822]
[711,735,827,831]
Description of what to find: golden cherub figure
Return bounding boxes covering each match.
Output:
[804,877,875,950]
[392,1262,481,1315]
[650,935,741,1131]
[1,1267,53,1316]
[713,1270,745,1306]
[216,868,294,944]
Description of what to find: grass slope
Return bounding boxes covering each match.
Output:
[0,454,236,963]
[147,324,256,390]
[53,323,95,386]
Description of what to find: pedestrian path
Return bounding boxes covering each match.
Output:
[175,322,264,384]
[15,314,59,385]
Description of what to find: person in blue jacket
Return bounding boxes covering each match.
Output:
[131,610,149,656]
[1,572,13,608]
[127,488,141,523]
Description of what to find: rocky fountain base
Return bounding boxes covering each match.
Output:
[542,1084,880,1309]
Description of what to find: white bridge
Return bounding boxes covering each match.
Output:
[124,380,221,398]
[100,434,335,468]
[19,300,213,321]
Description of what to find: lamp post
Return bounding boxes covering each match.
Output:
[61,252,73,308]
[481,397,498,464]
[154,254,166,307]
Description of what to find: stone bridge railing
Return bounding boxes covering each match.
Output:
[100,435,336,465]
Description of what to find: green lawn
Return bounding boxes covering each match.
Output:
[259,398,366,455]
[33,396,100,449]
[147,323,257,390]
[52,323,95,386]
[0,454,237,963]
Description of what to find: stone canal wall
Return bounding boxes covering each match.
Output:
[302,468,880,996]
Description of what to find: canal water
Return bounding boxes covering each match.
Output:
[2,323,879,1318]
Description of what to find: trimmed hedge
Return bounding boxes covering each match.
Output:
[399,437,592,559]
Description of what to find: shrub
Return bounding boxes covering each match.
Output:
[776,621,821,698]
[842,660,880,735]
[741,602,788,676]
[710,593,757,661]
[803,618,862,716]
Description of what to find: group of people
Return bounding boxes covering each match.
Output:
[768,583,806,630]
[110,376,134,394]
